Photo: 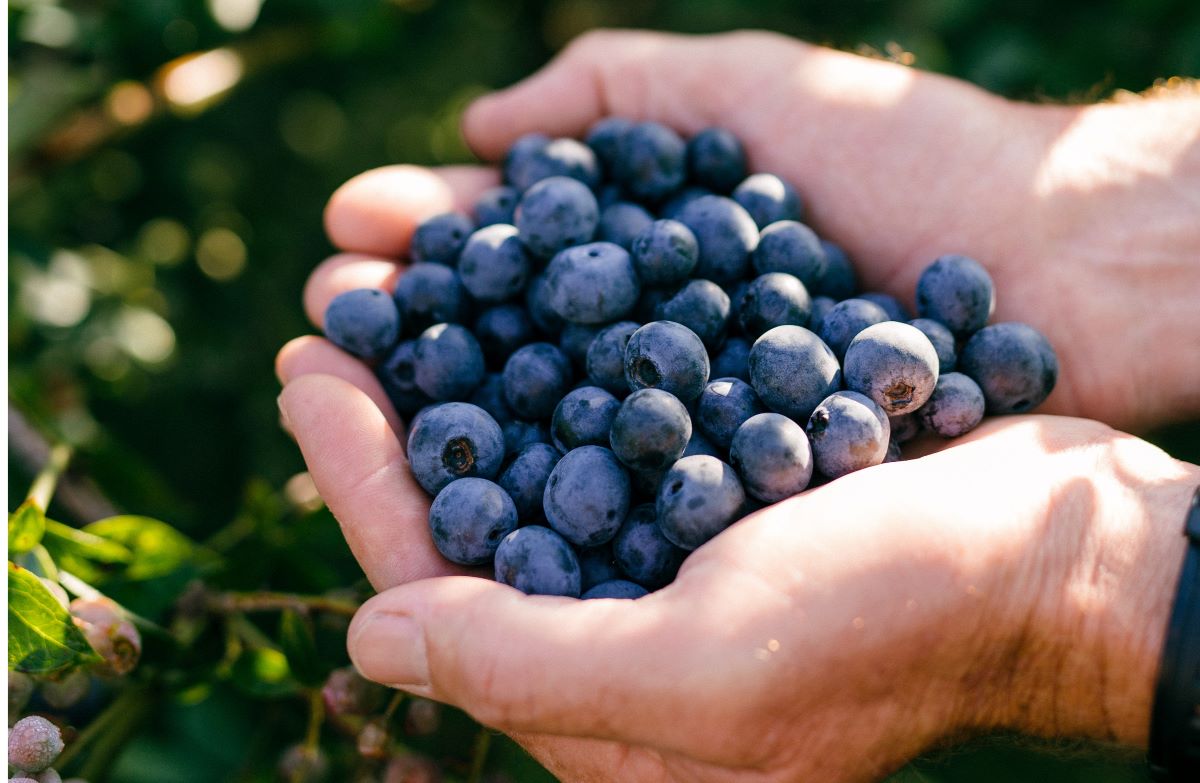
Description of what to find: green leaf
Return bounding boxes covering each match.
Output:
[9,500,46,555]
[81,515,195,581]
[43,519,133,564]
[8,562,101,674]
[279,609,326,687]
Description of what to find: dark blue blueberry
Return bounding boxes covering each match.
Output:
[410,212,473,265]
[494,526,582,597]
[682,430,722,459]
[324,288,401,361]
[655,279,731,350]
[577,544,622,591]
[406,402,505,495]
[737,272,812,339]
[515,176,599,259]
[609,388,692,472]
[817,298,890,361]
[501,343,573,420]
[887,412,921,444]
[696,378,765,450]
[429,478,517,565]
[959,322,1058,414]
[413,323,485,401]
[843,321,940,415]
[457,224,531,303]
[393,262,468,334]
[559,323,603,373]
[812,240,858,300]
[675,195,759,285]
[614,121,687,202]
[582,579,649,600]
[733,173,802,228]
[502,419,551,458]
[630,219,698,286]
[468,372,514,426]
[916,254,995,335]
[524,273,565,335]
[543,446,631,547]
[596,182,624,209]
[598,202,655,250]
[586,321,640,395]
[656,455,746,550]
[474,304,534,368]
[724,280,749,331]
[546,241,640,324]
[473,185,519,227]
[498,443,559,522]
[630,465,668,500]
[809,296,836,334]
[918,372,986,437]
[660,186,713,220]
[377,339,433,416]
[503,133,550,189]
[624,321,711,402]
[507,137,600,192]
[729,412,813,502]
[885,439,903,463]
[585,117,633,176]
[908,318,957,373]
[633,286,673,324]
[751,221,826,288]
[613,504,686,589]
[551,386,620,452]
[748,325,842,421]
[859,292,911,322]
[686,127,747,193]
[710,337,751,382]
[806,391,890,479]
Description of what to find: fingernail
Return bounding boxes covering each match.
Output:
[350,611,430,692]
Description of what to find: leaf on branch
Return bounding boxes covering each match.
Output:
[279,608,328,687]
[8,562,101,674]
[81,515,196,580]
[9,500,46,555]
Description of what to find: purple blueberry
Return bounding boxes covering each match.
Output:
[959,322,1058,414]
[806,391,890,479]
[686,127,747,193]
[696,377,765,450]
[515,176,599,259]
[586,320,640,395]
[751,221,826,288]
[812,240,858,300]
[577,544,622,591]
[657,455,746,550]
[498,443,559,522]
[585,117,633,175]
[559,323,603,373]
[661,185,713,220]
[612,504,686,589]
[614,121,687,202]
[503,132,550,189]
[473,185,519,226]
[918,372,986,438]
[507,136,600,191]
[457,224,531,303]
[624,321,711,402]
[888,412,921,444]
[748,325,842,421]
[543,446,631,547]
[494,525,582,597]
[710,337,751,382]
[474,304,534,368]
[737,272,813,339]
[729,412,813,502]
[468,372,514,425]
[908,318,957,373]
[406,402,505,495]
[655,279,731,350]
[809,296,836,333]
[609,388,692,472]
[410,212,473,265]
[393,262,468,333]
[675,195,759,285]
[630,219,699,286]
[732,173,802,228]
[377,339,432,416]
[582,579,649,599]
[818,298,891,361]
[429,478,518,565]
[844,322,941,415]
[502,343,573,420]
[551,386,620,452]
[859,291,911,322]
[324,288,402,361]
[598,202,655,249]
[524,273,565,335]
[502,418,551,458]
[683,430,722,459]
[413,323,485,401]
[546,241,640,324]
[916,254,995,335]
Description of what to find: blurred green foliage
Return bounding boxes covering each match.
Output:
[8,0,1199,781]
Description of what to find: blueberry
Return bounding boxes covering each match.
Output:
[502,343,573,420]
[655,279,731,350]
[502,418,551,458]
[428,478,518,565]
[598,202,655,250]
[908,318,957,373]
[729,412,813,502]
[675,195,759,285]
[843,321,940,415]
[499,443,560,522]
[507,136,600,191]
[916,254,995,335]
[412,323,485,401]
[586,320,640,395]
[609,388,692,472]
[582,579,649,599]
[809,296,836,334]
[614,121,687,202]
[751,221,826,288]
[624,321,711,402]
[524,273,565,335]
[918,372,986,437]
[661,186,713,220]
[959,322,1058,414]
[503,132,551,189]
[595,182,623,209]
[410,212,474,265]
[737,272,813,339]
[585,117,633,175]
[885,439,903,463]
[323,288,402,361]
[468,372,514,425]
[577,544,622,591]
[393,262,468,333]
[748,325,842,421]
[686,127,747,193]
[733,173,802,228]
[558,323,603,373]
[683,430,722,459]
[612,503,686,588]
[457,224,531,303]
[475,304,534,368]
[657,455,746,550]
[817,298,890,361]
[812,240,858,300]
[696,378,765,450]
[377,340,432,415]
[515,176,599,259]
[551,386,620,451]
[494,526,582,597]
[543,446,631,547]
[473,185,519,226]
[887,412,921,444]
[407,402,505,495]
[630,219,699,286]
[633,286,674,324]
[710,337,751,382]
[806,391,890,479]
[546,241,640,324]
[859,292,911,322]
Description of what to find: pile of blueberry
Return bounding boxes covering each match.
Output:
[322,120,1058,599]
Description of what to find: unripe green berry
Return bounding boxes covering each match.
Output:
[8,716,64,772]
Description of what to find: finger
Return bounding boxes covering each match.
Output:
[508,732,671,783]
[275,335,404,436]
[301,253,401,331]
[324,165,499,257]
[278,373,467,589]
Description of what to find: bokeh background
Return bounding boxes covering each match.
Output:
[8,0,1200,780]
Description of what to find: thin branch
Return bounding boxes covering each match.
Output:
[209,591,361,618]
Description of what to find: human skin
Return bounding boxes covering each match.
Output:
[276,30,1200,782]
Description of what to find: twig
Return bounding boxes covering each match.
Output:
[8,404,119,523]
[209,591,361,618]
